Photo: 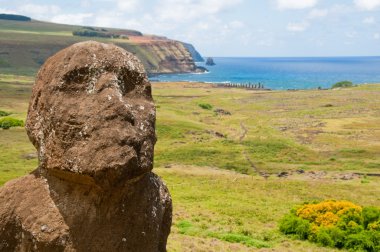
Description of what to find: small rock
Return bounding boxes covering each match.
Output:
[260,172,270,179]
[214,132,226,138]
[214,108,231,115]
[40,225,48,232]
[278,127,288,131]
[322,104,334,107]
[205,130,226,138]
[277,171,289,178]
[205,57,216,66]
[296,169,305,174]
[338,173,359,180]
[307,171,327,179]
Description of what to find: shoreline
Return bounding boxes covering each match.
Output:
[0,73,377,92]
[149,56,380,90]
[151,80,380,92]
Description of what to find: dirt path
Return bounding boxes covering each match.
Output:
[239,122,269,178]
[239,122,248,142]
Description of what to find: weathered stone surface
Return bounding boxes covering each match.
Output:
[26,41,156,187]
[0,41,172,251]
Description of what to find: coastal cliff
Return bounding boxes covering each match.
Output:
[0,17,203,75]
[183,43,204,62]
[125,36,198,73]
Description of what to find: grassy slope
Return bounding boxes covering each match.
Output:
[0,20,194,75]
[153,83,380,175]
[0,75,379,251]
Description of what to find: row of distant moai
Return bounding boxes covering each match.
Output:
[218,82,269,90]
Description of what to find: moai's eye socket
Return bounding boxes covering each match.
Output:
[63,67,91,84]
[117,67,145,95]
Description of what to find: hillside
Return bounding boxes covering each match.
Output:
[1,75,379,250]
[0,17,204,76]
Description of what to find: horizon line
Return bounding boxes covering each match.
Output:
[204,55,380,58]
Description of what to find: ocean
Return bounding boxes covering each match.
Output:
[151,57,380,90]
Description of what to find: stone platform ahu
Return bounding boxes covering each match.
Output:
[0,41,172,251]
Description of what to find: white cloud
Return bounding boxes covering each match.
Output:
[143,0,245,51]
[123,18,143,29]
[196,22,210,31]
[256,38,274,47]
[329,4,355,15]
[374,33,380,39]
[218,20,245,37]
[277,0,318,10]
[228,20,244,29]
[308,8,328,19]
[286,22,309,32]
[156,0,242,22]
[80,0,91,8]
[51,13,93,25]
[354,0,380,10]
[18,4,60,16]
[93,13,124,28]
[116,0,139,12]
[363,16,375,24]
[0,8,18,14]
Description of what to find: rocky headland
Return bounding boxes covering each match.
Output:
[0,15,203,75]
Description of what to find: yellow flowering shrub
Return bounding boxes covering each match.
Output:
[279,200,380,251]
[296,200,362,227]
[315,212,340,227]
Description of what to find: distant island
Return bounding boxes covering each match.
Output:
[206,57,216,66]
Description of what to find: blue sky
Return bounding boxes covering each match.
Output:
[1,0,380,57]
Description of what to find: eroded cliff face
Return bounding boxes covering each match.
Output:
[137,40,197,74]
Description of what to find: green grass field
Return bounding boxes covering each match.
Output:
[0,75,379,251]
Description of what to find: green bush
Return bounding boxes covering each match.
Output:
[363,207,380,229]
[345,231,380,252]
[198,103,213,110]
[315,228,335,247]
[368,221,380,231]
[325,227,346,248]
[0,110,11,117]
[279,201,380,251]
[337,208,364,233]
[279,214,310,239]
[332,81,353,88]
[72,29,123,39]
[0,117,24,129]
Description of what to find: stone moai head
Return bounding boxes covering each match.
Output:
[26,41,156,187]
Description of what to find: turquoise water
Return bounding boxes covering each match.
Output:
[151,57,380,90]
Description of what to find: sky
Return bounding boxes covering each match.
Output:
[1,0,380,57]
